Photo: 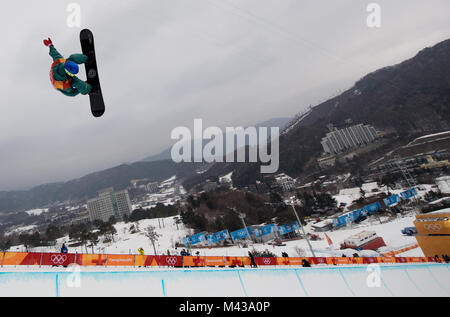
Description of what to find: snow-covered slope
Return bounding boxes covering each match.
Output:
[11,212,423,258]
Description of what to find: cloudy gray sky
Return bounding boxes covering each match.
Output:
[0,0,449,190]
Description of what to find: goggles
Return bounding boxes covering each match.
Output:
[65,68,76,77]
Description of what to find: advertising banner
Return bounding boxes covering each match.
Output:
[348,257,364,264]
[279,257,304,266]
[134,255,159,267]
[380,257,396,263]
[206,230,230,244]
[224,256,244,267]
[276,257,290,266]
[333,218,345,228]
[106,254,135,266]
[400,188,418,200]
[2,252,440,268]
[254,224,277,237]
[79,254,107,266]
[406,257,426,263]
[2,252,41,266]
[383,195,401,207]
[362,257,378,264]
[278,223,299,235]
[230,227,253,241]
[415,219,450,235]
[183,232,206,246]
[160,255,183,267]
[364,202,382,214]
[334,257,352,265]
[308,257,327,265]
[182,256,205,267]
[204,256,225,267]
[242,257,252,266]
[41,253,75,266]
[255,257,277,266]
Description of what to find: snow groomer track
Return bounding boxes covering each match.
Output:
[0,263,449,297]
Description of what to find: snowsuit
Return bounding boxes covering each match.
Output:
[48,45,92,97]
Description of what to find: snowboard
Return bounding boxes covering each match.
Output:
[80,29,105,117]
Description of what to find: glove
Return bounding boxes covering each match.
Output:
[43,38,53,47]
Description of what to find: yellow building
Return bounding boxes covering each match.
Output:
[414,211,450,257]
[420,155,450,169]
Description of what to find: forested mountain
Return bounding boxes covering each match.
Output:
[183,39,450,188]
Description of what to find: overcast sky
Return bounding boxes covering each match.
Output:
[0,0,449,190]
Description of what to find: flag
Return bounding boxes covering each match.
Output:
[325,233,333,247]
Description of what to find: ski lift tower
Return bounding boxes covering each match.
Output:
[394,155,416,188]
[289,196,316,257]
[238,213,254,244]
[394,155,420,213]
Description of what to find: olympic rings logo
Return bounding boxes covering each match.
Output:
[263,258,272,265]
[51,254,67,265]
[166,257,178,266]
[424,224,442,232]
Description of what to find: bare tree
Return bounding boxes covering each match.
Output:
[144,225,161,255]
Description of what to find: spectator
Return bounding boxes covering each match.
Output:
[60,243,68,254]
[282,252,289,258]
[302,259,311,267]
[138,248,144,255]
[180,249,187,256]
[443,255,450,263]
[248,251,257,268]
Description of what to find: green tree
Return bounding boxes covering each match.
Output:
[45,225,62,244]
[0,235,12,252]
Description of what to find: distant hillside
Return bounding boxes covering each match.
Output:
[141,117,292,162]
[0,116,291,213]
[183,38,450,189]
[0,160,202,213]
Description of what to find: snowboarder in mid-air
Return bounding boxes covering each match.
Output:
[44,37,92,97]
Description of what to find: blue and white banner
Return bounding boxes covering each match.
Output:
[254,224,277,237]
[334,207,370,228]
[206,230,230,244]
[383,194,402,207]
[364,202,382,214]
[278,223,299,235]
[356,208,367,217]
[183,232,206,246]
[400,188,418,200]
[230,227,253,241]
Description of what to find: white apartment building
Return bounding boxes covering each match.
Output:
[275,173,296,192]
[87,188,132,222]
[321,124,378,155]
